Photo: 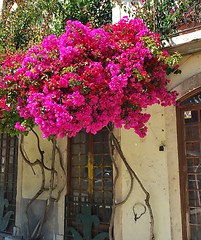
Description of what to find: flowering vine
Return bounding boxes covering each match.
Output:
[0,17,180,138]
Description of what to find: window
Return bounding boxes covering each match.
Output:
[0,134,18,233]
[65,128,113,239]
[177,89,201,240]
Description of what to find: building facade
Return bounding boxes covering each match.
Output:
[0,1,201,240]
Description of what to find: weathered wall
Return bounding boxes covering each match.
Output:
[118,105,172,240]
[16,128,67,239]
[168,52,201,92]
[165,106,182,240]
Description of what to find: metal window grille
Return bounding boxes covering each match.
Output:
[0,134,18,233]
[65,128,113,239]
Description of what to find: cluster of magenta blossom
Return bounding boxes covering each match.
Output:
[0,17,180,138]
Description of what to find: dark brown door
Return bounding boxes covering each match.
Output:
[177,89,201,240]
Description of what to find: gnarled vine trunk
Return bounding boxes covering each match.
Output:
[107,125,155,240]
[19,129,66,240]
[19,126,154,240]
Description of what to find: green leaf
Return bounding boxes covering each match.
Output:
[67,227,83,240]
[93,232,109,240]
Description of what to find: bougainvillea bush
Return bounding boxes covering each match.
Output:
[0,17,180,138]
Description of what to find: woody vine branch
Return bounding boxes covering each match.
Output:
[19,130,66,239]
[108,125,155,240]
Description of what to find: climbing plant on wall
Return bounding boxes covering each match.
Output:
[0,17,180,138]
[0,16,181,239]
[0,1,182,240]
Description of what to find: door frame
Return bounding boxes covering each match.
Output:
[177,87,201,240]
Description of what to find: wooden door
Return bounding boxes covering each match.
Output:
[177,89,201,240]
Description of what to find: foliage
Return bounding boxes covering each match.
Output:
[67,205,108,240]
[0,0,112,52]
[0,17,180,138]
[123,0,201,39]
[0,190,14,231]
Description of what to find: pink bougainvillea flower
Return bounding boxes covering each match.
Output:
[15,122,27,132]
[0,17,180,138]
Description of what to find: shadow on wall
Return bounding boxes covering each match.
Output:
[19,198,59,240]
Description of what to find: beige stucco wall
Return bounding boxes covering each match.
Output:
[117,105,182,240]
[165,106,182,240]
[16,127,67,237]
[168,52,201,92]
[118,105,172,240]
[20,129,67,200]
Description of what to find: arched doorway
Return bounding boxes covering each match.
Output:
[177,88,201,240]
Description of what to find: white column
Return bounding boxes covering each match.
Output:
[0,0,3,14]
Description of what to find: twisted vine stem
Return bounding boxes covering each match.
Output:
[19,125,154,240]
[19,129,66,240]
[107,125,155,240]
